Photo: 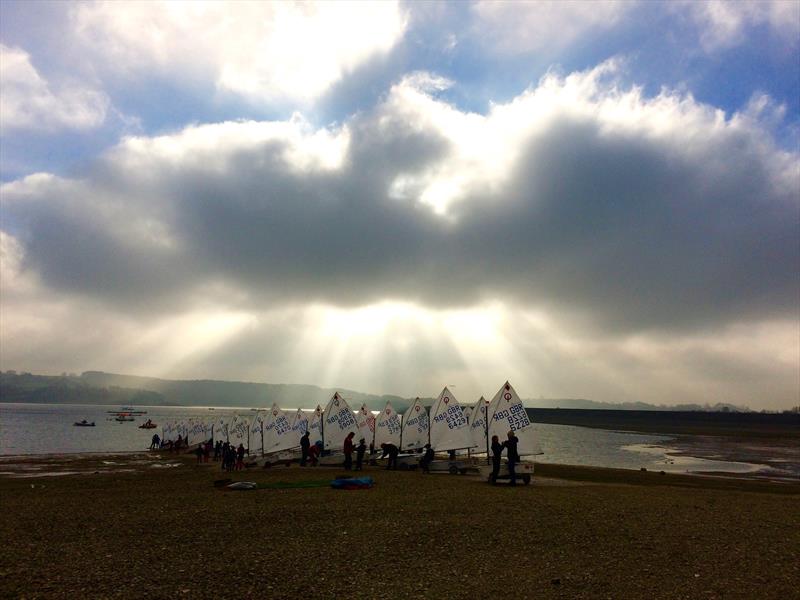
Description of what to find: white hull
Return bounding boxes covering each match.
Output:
[427,460,469,474]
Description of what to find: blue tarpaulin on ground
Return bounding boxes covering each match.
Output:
[330,476,374,490]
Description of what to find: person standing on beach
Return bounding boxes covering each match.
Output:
[194,444,203,464]
[490,435,503,484]
[308,441,321,466]
[150,433,160,450]
[300,431,311,466]
[236,444,245,470]
[420,443,434,473]
[355,438,367,471]
[343,432,355,470]
[380,442,399,470]
[504,430,519,485]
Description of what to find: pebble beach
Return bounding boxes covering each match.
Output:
[1,452,798,599]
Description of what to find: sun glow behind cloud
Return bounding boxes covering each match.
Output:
[1,1,798,409]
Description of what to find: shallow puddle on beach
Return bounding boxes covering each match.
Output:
[622,443,768,474]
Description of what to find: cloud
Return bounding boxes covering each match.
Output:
[1,61,798,406]
[470,0,632,55]
[675,0,800,51]
[70,0,408,104]
[2,61,797,333]
[0,44,109,131]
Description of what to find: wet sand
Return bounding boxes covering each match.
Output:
[1,452,798,599]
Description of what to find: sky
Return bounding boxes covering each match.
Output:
[1,1,798,410]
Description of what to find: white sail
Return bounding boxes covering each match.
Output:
[486,381,541,456]
[322,392,358,451]
[162,421,176,443]
[213,417,229,444]
[374,401,401,447]
[355,404,375,445]
[249,412,264,455]
[229,415,250,449]
[429,387,474,452]
[308,405,324,446]
[263,403,298,453]
[401,398,429,450]
[177,421,189,442]
[469,396,489,454]
[187,418,208,446]
[291,408,309,437]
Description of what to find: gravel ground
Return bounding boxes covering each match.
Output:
[1,454,798,599]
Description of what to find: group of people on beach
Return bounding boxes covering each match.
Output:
[155,426,521,484]
[490,431,520,485]
[211,440,245,471]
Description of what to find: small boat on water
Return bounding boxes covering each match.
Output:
[115,414,135,422]
[139,419,157,429]
[74,420,95,427]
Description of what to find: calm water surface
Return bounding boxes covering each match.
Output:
[0,403,772,475]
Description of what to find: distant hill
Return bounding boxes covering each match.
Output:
[0,370,749,413]
[0,371,414,412]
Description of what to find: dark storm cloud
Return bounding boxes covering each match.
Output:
[2,70,797,335]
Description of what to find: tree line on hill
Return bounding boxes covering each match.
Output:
[0,370,765,413]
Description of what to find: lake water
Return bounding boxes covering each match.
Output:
[1,402,779,478]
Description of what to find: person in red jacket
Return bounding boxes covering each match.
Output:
[343,432,355,470]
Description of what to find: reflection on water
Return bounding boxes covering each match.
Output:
[0,403,786,477]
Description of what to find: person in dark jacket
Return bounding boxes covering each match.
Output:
[503,430,519,485]
[308,441,322,466]
[420,443,434,473]
[343,432,355,470]
[490,435,503,484]
[236,443,245,470]
[380,443,399,470]
[213,440,222,461]
[300,432,311,466]
[355,438,367,471]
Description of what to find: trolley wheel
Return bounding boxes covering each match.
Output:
[449,465,459,475]
[523,475,531,485]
